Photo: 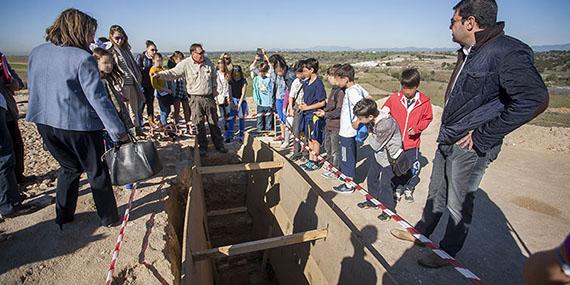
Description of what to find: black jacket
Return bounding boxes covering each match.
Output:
[136,51,154,89]
[439,22,549,152]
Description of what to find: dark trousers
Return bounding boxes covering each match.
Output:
[415,143,500,256]
[324,129,340,169]
[6,119,25,182]
[190,95,225,151]
[37,124,119,226]
[367,159,396,211]
[0,108,20,215]
[392,148,421,193]
[142,86,155,121]
[339,136,357,179]
[256,106,273,131]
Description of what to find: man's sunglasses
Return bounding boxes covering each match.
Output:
[194,50,206,55]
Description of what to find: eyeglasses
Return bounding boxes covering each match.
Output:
[150,49,157,52]
[450,17,467,26]
[194,50,205,55]
[113,36,124,41]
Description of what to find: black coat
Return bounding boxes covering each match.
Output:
[439,22,549,152]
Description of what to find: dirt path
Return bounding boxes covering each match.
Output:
[259,102,569,284]
[0,115,195,284]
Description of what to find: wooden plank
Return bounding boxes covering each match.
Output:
[206,206,247,217]
[197,161,283,175]
[192,228,328,261]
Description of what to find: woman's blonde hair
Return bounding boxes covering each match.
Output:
[45,8,97,51]
[109,25,131,50]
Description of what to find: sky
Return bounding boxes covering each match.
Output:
[1,0,570,55]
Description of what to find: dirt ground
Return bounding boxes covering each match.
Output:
[1,92,569,284]
[258,99,570,284]
[0,94,196,285]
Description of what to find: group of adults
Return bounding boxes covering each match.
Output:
[0,7,227,227]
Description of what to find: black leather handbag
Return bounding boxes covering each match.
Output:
[102,137,163,186]
[389,151,411,177]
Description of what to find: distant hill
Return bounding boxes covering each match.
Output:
[268,43,570,53]
[532,43,570,52]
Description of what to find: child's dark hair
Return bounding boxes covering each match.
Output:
[353,98,379,118]
[400,68,421,88]
[168,51,185,68]
[259,62,270,74]
[335,64,355,81]
[303,58,319,73]
[92,47,124,86]
[232,65,244,79]
[327,64,342,76]
[145,40,156,48]
[294,60,306,73]
[153,52,163,59]
[269,54,288,71]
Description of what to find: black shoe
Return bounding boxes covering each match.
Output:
[377,212,392,221]
[216,147,228,153]
[290,153,302,161]
[17,175,38,184]
[1,203,36,219]
[332,184,354,194]
[102,216,122,228]
[357,200,377,209]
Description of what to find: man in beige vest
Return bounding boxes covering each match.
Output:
[153,43,227,156]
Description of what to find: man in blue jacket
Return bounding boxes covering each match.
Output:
[391,0,549,268]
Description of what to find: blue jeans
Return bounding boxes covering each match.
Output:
[156,95,175,125]
[415,143,501,256]
[256,106,273,131]
[275,99,286,124]
[367,159,395,211]
[226,100,248,140]
[339,136,357,179]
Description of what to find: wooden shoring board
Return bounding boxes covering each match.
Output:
[192,228,328,261]
[197,161,283,175]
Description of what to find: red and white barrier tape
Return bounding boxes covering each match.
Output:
[276,113,484,284]
[104,184,139,285]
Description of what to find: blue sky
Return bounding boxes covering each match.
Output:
[1,0,570,55]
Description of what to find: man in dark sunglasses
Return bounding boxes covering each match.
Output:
[152,43,227,156]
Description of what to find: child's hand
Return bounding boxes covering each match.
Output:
[287,106,294,116]
[315,109,325,117]
[408,128,416,136]
[299,103,308,111]
[150,72,159,78]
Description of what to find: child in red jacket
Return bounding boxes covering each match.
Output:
[382,68,433,202]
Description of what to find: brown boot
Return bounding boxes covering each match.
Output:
[417,251,451,268]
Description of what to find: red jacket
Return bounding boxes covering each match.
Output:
[382,91,433,150]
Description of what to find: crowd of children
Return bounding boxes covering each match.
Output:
[246,50,434,218]
[88,32,434,219]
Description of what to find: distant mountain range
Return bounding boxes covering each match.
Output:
[269,43,570,53]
